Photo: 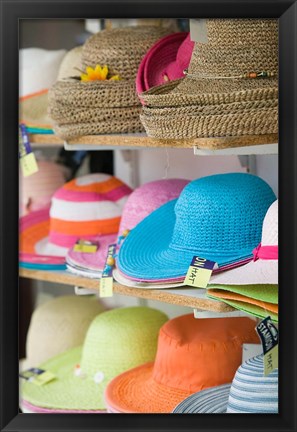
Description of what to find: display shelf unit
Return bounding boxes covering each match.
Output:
[19,268,234,313]
[29,132,278,152]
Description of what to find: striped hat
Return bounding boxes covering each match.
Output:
[19,173,132,268]
[173,355,278,414]
[20,160,69,216]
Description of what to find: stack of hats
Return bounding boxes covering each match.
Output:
[207,200,278,322]
[19,173,132,271]
[115,173,276,287]
[104,314,260,413]
[19,48,66,134]
[48,27,171,140]
[66,178,189,278]
[139,19,278,143]
[20,306,168,413]
[19,160,69,216]
[173,354,278,413]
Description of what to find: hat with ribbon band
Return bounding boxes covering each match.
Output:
[117,173,276,282]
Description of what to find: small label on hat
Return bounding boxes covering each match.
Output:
[19,368,56,386]
[99,243,117,298]
[73,239,99,253]
[256,316,278,376]
[19,124,38,177]
[184,257,217,288]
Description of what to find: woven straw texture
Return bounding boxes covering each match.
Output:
[23,296,105,369]
[172,384,231,413]
[104,314,259,413]
[21,307,168,412]
[82,27,171,79]
[139,19,278,140]
[117,173,276,281]
[209,200,278,285]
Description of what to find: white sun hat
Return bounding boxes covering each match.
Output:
[209,199,278,286]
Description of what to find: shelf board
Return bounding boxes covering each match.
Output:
[29,132,278,152]
[19,268,234,313]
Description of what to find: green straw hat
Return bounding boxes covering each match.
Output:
[21,306,168,412]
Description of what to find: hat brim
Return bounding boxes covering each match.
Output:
[172,384,231,413]
[20,399,106,414]
[117,200,254,281]
[104,362,193,413]
[113,267,185,288]
[20,208,115,270]
[21,346,109,412]
[209,259,278,285]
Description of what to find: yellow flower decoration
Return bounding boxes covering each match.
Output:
[81,65,120,81]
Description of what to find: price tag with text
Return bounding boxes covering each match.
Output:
[256,316,278,376]
[19,124,38,177]
[184,257,217,288]
[99,243,117,298]
[73,240,99,253]
[19,368,56,386]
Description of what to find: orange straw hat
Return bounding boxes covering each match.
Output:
[104,314,259,413]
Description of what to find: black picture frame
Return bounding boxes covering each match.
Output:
[0,1,296,431]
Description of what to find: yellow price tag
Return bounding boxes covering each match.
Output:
[20,152,38,177]
[264,344,278,376]
[73,241,98,253]
[184,257,216,288]
[99,277,113,298]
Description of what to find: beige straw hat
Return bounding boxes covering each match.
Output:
[21,295,106,371]
[49,27,170,140]
[140,19,278,140]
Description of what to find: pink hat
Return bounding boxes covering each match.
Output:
[136,33,194,98]
[19,160,69,216]
[66,178,189,275]
[20,174,132,267]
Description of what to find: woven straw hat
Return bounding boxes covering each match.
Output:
[140,19,278,139]
[19,173,132,269]
[49,27,170,140]
[21,307,168,412]
[104,314,259,413]
[66,178,189,277]
[19,160,68,216]
[117,173,276,282]
[21,295,106,370]
[173,355,278,414]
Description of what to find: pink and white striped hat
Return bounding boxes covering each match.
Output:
[19,160,69,216]
[66,178,189,275]
[20,174,132,266]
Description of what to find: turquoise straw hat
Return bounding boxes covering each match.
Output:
[21,306,168,412]
[173,355,278,414]
[117,173,276,281]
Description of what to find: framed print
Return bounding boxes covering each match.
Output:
[0,0,297,431]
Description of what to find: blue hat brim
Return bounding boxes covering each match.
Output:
[172,384,231,414]
[117,200,253,281]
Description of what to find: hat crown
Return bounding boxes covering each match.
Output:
[227,355,278,413]
[152,315,259,392]
[170,173,276,259]
[26,296,105,366]
[48,173,132,248]
[261,200,278,246]
[82,27,170,79]
[118,179,189,236]
[188,19,278,77]
[80,307,168,379]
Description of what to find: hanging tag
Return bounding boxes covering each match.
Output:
[73,239,99,253]
[256,316,278,376]
[19,124,38,177]
[184,256,217,288]
[19,368,56,386]
[99,243,116,298]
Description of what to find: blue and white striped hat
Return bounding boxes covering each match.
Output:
[173,355,278,414]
